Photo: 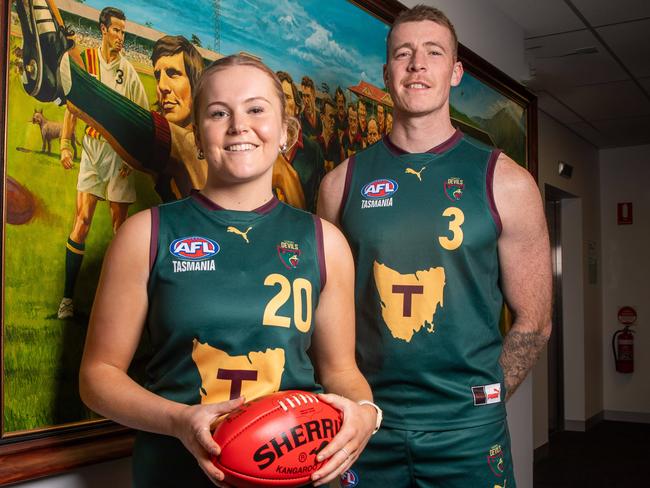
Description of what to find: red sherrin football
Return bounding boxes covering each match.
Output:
[212,390,343,488]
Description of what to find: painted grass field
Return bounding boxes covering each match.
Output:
[3,35,160,433]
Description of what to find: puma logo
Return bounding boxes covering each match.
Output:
[405,166,426,181]
[227,226,252,243]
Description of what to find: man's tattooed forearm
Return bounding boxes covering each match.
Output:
[499,330,549,399]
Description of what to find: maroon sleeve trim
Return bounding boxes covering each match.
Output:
[149,207,160,272]
[486,149,503,236]
[313,215,327,291]
[338,154,356,224]
[151,111,172,173]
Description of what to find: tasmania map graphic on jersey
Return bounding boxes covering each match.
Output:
[373,262,446,342]
[191,340,285,403]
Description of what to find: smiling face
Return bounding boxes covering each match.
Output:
[384,20,463,119]
[194,65,287,185]
[154,52,193,127]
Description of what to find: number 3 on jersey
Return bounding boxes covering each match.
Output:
[263,274,312,332]
[438,207,464,250]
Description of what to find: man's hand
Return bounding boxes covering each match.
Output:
[60,146,73,169]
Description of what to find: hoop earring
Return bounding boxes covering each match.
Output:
[197,149,205,160]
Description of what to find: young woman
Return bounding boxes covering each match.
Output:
[79,55,379,487]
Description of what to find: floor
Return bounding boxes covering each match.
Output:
[534,421,650,487]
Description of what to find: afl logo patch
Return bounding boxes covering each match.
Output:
[361,178,398,199]
[169,236,220,260]
[340,469,359,487]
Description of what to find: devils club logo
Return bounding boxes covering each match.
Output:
[278,240,301,269]
[487,444,505,477]
[444,177,464,201]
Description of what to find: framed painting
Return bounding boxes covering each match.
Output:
[0,0,535,483]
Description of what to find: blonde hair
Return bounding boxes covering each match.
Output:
[191,54,287,128]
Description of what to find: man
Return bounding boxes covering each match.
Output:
[341,103,363,158]
[15,0,207,199]
[57,7,148,319]
[274,71,324,211]
[317,98,343,172]
[365,116,381,146]
[147,35,206,200]
[385,110,393,133]
[357,98,368,147]
[334,86,348,144]
[376,103,386,135]
[300,76,321,141]
[318,5,551,487]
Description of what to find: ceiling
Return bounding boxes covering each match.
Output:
[488,0,650,148]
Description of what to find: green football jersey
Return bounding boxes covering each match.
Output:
[340,130,506,431]
[133,193,325,487]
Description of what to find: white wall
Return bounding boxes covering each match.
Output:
[535,113,601,440]
[402,0,529,81]
[599,145,650,418]
[13,459,132,488]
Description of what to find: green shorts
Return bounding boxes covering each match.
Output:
[340,419,515,488]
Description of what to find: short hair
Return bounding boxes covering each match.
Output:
[192,54,287,128]
[320,97,336,116]
[301,76,315,91]
[151,35,205,94]
[99,7,125,29]
[386,4,458,59]
[335,86,346,102]
[277,70,302,114]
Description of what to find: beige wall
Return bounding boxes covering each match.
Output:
[599,145,650,417]
[535,113,601,444]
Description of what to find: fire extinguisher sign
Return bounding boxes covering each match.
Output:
[617,306,637,325]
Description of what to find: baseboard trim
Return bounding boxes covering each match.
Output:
[564,411,604,432]
[534,442,550,463]
[564,420,586,431]
[586,411,604,429]
[603,410,650,424]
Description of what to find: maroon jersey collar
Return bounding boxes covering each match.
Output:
[192,191,279,215]
[383,129,463,156]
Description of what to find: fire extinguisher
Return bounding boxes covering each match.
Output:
[612,326,634,373]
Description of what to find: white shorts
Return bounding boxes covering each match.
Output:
[77,135,136,203]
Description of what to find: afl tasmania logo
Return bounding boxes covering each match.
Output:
[169,236,220,260]
[361,178,398,199]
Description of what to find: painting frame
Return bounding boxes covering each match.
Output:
[0,0,536,484]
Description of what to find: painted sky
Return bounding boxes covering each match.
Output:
[452,73,525,127]
[83,0,389,96]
